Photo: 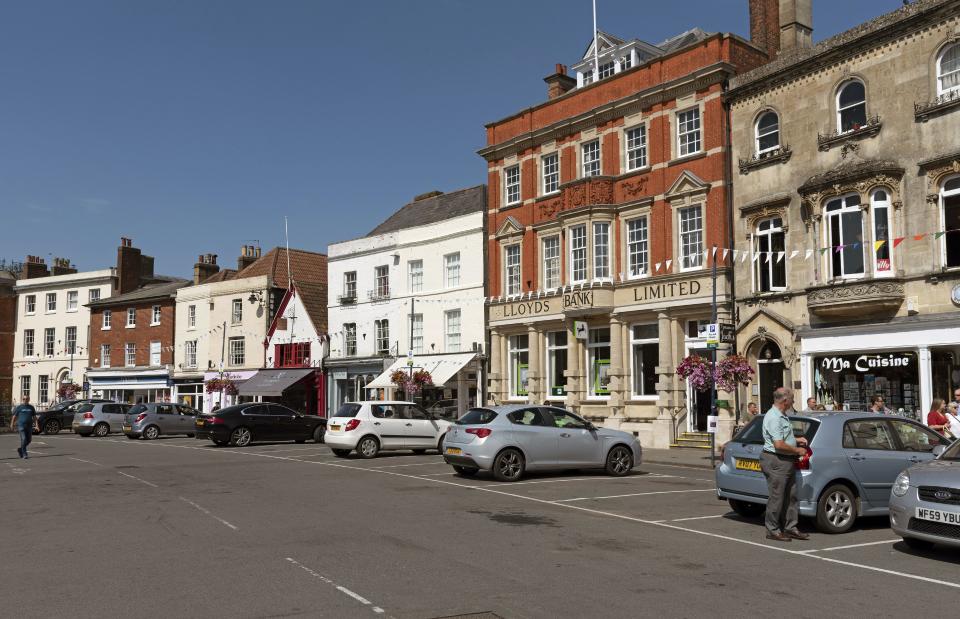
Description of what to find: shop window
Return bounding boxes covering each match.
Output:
[569,225,588,283]
[509,334,529,399]
[937,43,960,96]
[825,194,864,278]
[814,352,919,414]
[755,111,780,156]
[836,80,867,133]
[630,324,658,398]
[942,177,960,268]
[546,331,568,398]
[678,205,704,270]
[593,222,610,280]
[871,190,893,276]
[542,236,560,289]
[753,217,786,292]
[587,327,611,398]
[687,319,710,339]
[504,244,521,295]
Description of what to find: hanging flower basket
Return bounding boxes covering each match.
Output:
[390,369,433,396]
[57,382,82,399]
[205,378,238,396]
[714,354,755,392]
[676,354,713,392]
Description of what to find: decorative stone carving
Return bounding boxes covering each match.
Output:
[537,198,561,219]
[560,177,615,211]
[622,176,648,198]
[817,116,882,151]
[738,146,792,174]
[807,280,905,317]
[798,160,905,225]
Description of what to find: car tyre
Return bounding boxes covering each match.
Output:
[332,449,351,458]
[453,465,478,477]
[412,449,427,455]
[186,433,195,438]
[43,420,61,435]
[605,445,633,477]
[143,425,160,440]
[816,484,857,534]
[357,436,379,459]
[93,423,109,438]
[492,448,525,482]
[728,499,765,518]
[313,426,325,444]
[229,427,252,447]
[902,536,935,551]
[436,434,446,454]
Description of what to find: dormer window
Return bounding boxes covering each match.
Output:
[598,61,615,79]
[622,54,633,69]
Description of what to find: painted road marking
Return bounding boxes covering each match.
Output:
[670,514,728,522]
[179,496,239,531]
[286,557,386,615]
[799,539,900,554]
[117,470,159,488]
[555,489,716,502]
[68,457,104,466]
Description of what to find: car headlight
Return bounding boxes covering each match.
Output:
[892,471,910,497]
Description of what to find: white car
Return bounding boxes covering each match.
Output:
[325,401,452,459]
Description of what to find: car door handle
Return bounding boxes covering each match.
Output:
[405,423,413,427]
[850,454,866,461]
[373,422,381,426]
[909,456,922,463]
[560,433,571,438]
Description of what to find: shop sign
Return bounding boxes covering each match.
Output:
[631,279,702,302]
[496,289,611,320]
[819,353,913,373]
[573,321,588,340]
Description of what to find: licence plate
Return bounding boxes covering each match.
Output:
[916,507,960,525]
[330,425,341,431]
[122,425,131,431]
[445,447,462,455]
[195,420,204,427]
[735,458,761,472]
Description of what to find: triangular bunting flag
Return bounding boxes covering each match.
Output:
[914,234,927,241]
[753,252,761,263]
[834,245,844,254]
[665,259,673,270]
[935,231,947,239]
[789,250,799,260]
[819,247,830,255]
[873,240,886,252]
[852,242,861,250]
[804,249,813,260]
[711,246,717,257]
[741,251,748,264]
[655,262,661,272]
[722,248,729,261]
[777,252,785,263]
[893,237,906,248]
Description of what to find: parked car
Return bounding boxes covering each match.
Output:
[37,399,112,434]
[426,399,460,421]
[716,412,949,533]
[194,403,326,447]
[890,439,960,549]
[325,401,452,458]
[123,402,201,440]
[441,405,642,482]
[72,402,134,437]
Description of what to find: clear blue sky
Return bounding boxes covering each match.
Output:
[0,0,903,277]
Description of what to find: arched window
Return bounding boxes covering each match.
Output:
[755,111,780,156]
[942,176,960,268]
[837,80,867,133]
[871,190,893,276]
[825,194,865,278]
[938,43,960,96]
[752,217,786,292]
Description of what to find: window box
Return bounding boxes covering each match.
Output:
[817,115,881,151]
[915,90,960,121]
[337,294,357,305]
[738,146,792,174]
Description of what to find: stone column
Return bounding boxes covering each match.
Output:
[919,346,932,422]
[527,326,541,404]
[799,353,813,406]
[607,316,625,419]
[564,321,583,413]
[652,312,676,448]
[488,329,502,405]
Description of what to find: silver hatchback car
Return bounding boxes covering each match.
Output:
[442,405,642,482]
[72,402,133,437]
[890,438,960,549]
[123,402,201,440]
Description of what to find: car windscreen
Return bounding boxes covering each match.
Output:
[456,408,498,425]
[334,403,361,418]
[940,438,960,460]
[731,416,819,444]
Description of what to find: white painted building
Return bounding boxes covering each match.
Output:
[11,257,115,406]
[326,186,486,417]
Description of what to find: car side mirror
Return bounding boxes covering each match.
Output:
[933,444,947,458]
[585,422,596,431]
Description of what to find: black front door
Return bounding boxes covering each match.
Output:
[693,388,712,431]
[759,362,784,412]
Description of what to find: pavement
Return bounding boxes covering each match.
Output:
[2,432,958,618]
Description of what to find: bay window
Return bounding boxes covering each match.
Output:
[593,222,610,280]
[826,194,865,278]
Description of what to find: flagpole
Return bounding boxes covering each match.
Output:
[592,0,599,82]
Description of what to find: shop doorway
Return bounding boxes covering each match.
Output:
[757,342,784,411]
[687,348,712,432]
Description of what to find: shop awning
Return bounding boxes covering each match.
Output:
[366,353,476,390]
[237,368,315,397]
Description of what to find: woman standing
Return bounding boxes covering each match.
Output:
[927,398,952,435]
[945,402,960,439]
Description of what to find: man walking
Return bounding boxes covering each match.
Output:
[10,396,39,459]
[760,387,809,542]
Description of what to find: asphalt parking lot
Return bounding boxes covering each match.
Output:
[2,433,958,619]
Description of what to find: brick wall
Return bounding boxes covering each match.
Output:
[89,300,176,368]
[0,294,15,402]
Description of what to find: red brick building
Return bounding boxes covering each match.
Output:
[0,266,17,405]
[481,5,775,447]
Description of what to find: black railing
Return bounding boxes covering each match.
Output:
[915,90,960,120]
[817,115,881,150]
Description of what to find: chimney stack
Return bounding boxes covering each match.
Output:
[194,254,220,285]
[116,237,143,295]
[749,0,781,58]
[779,0,812,52]
[51,257,77,276]
[237,245,261,272]
[22,255,49,280]
[545,64,577,99]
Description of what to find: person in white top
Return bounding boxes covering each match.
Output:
[945,402,960,439]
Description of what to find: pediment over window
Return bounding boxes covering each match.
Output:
[495,216,524,238]
[665,170,709,204]
[797,159,904,197]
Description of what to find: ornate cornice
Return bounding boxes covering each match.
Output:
[817,116,882,151]
[797,160,905,218]
[915,88,960,121]
[738,146,792,174]
[807,280,905,317]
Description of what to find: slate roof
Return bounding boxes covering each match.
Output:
[202,269,237,284]
[89,278,191,307]
[367,185,486,236]
[236,247,327,289]
[656,28,712,53]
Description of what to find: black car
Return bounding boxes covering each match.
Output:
[194,403,326,447]
[37,399,112,434]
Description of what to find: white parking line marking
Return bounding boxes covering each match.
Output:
[364,461,448,469]
[418,472,457,477]
[798,539,900,554]
[179,497,239,531]
[483,477,637,487]
[68,457,104,466]
[556,489,716,502]
[285,557,385,614]
[117,471,158,488]
[670,514,727,522]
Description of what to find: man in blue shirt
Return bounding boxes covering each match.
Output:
[760,387,809,542]
[9,396,39,459]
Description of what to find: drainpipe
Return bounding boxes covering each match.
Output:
[722,79,741,426]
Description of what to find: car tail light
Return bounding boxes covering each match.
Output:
[465,428,492,439]
[135,413,147,423]
[82,412,94,419]
[344,419,361,432]
[207,416,224,425]
[796,447,812,470]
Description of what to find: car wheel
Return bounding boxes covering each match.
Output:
[605,445,633,477]
[93,423,109,438]
[332,449,351,458]
[357,436,379,459]
[412,449,427,455]
[816,484,857,534]
[143,425,160,440]
[453,465,478,477]
[229,427,252,447]
[213,439,229,447]
[902,536,935,551]
[44,420,61,434]
[313,426,325,444]
[728,499,765,518]
[492,448,524,482]
[436,434,446,454]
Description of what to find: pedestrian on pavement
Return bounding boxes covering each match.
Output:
[952,387,960,413]
[759,387,810,543]
[743,402,759,425]
[869,395,891,414]
[945,402,960,439]
[9,396,39,459]
[211,403,221,413]
[928,399,952,435]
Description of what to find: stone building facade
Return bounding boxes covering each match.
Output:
[728,0,960,418]
[480,15,775,448]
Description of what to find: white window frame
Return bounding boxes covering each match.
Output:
[581,140,600,178]
[126,308,136,328]
[46,292,56,313]
[504,244,521,296]
[504,165,521,205]
[542,153,559,195]
[941,176,960,269]
[825,193,866,279]
[677,107,702,157]
[871,190,894,278]
[938,43,960,96]
[44,328,55,357]
[88,288,100,303]
[228,337,245,366]
[65,326,77,355]
[508,334,529,400]
[626,216,649,279]
[752,217,787,292]
[407,261,422,293]
[66,290,78,312]
[755,110,780,156]
[678,205,704,271]
[187,305,196,329]
[23,329,34,357]
[444,252,461,288]
[344,271,357,299]
[100,344,111,368]
[38,375,49,405]
[569,224,588,283]
[593,222,611,280]
[836,79,867,134]
[152,304,162,325]
[411,314,423,355]
[625,125,647,171]
[445,309,461,353]
[24,295,35,315]
[545,331,568,400]
[375,265,390,298]
[231,299,242,325]
[374,320,390,355]
[150,341,161,366]
[344,323,357,356]
[20,375,30,400]
[586,327,611,399]
[598,60,615,79]
[125,343,137,367]
[102,310,112,330]
[542,235,561,290]
[185,341,197,368]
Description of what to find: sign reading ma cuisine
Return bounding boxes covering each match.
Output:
[818,352,916,373]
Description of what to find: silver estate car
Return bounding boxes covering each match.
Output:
[72,402,133,437]
[123,402,201,440]
[442,405,642,482]
[890,439,960,549]
[716,412,948,533]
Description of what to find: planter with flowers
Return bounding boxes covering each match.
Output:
[205,377,238,396]
[57,382,82,400]
[713,354,755,392]
[391,369,433,397]
[675,354,713,392]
